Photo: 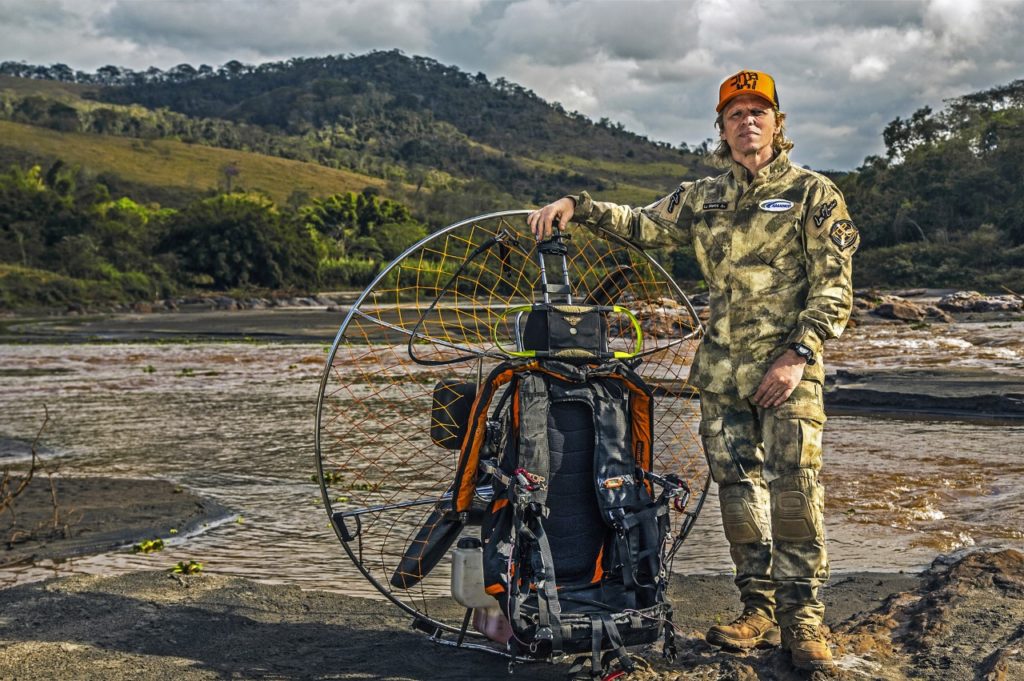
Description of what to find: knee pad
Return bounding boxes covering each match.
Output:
[769,472,823,543]
[719,482,771,545]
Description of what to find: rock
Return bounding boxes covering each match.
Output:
[868,294,929,322]
[213,296,237,311]
[923,305,954,323]
[131,301,153,314]
[853,296,876,311]
[938,290,1023,313]
[874,299,926,322]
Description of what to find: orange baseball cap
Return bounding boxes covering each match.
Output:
[717,70,779,113]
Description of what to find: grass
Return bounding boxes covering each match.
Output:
[0,75,99,98]
[0,119,394,204]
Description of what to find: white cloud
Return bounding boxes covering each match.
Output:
[0,0,1023,170]
[851,56,889,83]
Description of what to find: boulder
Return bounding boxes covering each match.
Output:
[872,296,927,322]
[213,296,237,311]
[938,290,1023,313]
[923,305,954,323]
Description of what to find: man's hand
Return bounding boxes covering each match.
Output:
[527,197,575,240]
[752,350,807,408]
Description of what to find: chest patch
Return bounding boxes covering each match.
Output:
[759,199,793,212]
[830,220,859,251]
[702,201,729,210]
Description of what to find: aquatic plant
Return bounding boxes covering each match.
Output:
[133,538,165,553]
[170,560,203,574]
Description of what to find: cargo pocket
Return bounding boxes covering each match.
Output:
[699,417,734,484]
[763,401,826,478]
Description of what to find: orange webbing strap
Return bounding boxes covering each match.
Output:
[620,374,655,496]
[454,361,537,512]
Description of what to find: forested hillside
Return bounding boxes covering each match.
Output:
[838,79,1024,291]
[1,52,1022,310]
[1,51,714,218]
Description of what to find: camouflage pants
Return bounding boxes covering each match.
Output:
[699,380,829,628]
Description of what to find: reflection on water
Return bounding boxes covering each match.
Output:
[0,317,1022,595]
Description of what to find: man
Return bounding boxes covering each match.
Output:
[527,69,857,672]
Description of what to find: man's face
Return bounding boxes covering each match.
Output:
[720,94,778,159]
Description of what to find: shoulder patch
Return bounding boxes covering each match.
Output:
[829,220,859,251]
[813,199,838,228]
[667,185,683,213]
[758,198,793,212]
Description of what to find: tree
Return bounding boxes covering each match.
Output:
[374,221,426,260]
[159,194,317,288]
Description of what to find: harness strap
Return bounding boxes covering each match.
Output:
[600,615,635,677]
[662,607,678,661]
[590,615,603,677]
[507,486,532,628]
[531,517,563,653]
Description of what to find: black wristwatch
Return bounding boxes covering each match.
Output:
[789,342,816,365]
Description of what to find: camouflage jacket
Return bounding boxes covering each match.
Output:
[570,151,858,397]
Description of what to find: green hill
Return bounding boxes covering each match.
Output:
[0,119,390,206]
[1,53,715,216]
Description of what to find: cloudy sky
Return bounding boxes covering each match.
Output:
[1,0,1022,170]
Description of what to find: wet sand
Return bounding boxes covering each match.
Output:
[1,475,230,568]
[0,563,919,680]
[1,549,1022,680]
[825,367,1024,420]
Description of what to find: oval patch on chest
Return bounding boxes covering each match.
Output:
[759,199,794,212]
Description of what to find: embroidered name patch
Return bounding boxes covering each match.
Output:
[830,220,859,251]
[702,201,728,210]
[813,199,838,228]
[759,199,793,212]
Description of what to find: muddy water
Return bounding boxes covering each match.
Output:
[0,318,1022,595]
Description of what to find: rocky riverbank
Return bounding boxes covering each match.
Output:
[851,288,1023,324]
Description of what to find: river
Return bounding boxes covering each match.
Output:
[1,317,1022,597]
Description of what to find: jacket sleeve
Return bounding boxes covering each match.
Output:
[568,183,694,249]
[786,180,859,354]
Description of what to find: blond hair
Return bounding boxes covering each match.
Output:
[712,106,794,160]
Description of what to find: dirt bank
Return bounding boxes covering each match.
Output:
[1,550,1021,680]
[825,367,1024,420]
[1,474,230,569]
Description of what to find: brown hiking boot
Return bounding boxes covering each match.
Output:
[706,610,781,650]
[783,624,836,672]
